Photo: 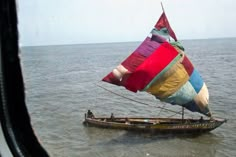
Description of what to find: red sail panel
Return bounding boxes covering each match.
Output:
[155,12,177,41]
[102,37,162,86]
[122,37,161,72]
[121,51,146,72]
[102,72,122,86]
[124,43,179,92]
[182,55,194,76]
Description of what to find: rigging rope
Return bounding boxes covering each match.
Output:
[96,82,182,115]
[167,111,181,118]
[157,102,166,116]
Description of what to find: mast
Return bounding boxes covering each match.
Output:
[160,2,171,42]
[182,107,184,121]
[161,2,165,13]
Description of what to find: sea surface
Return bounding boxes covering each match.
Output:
[21,38,236,157]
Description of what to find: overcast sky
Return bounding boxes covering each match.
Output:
[18,0,236,46]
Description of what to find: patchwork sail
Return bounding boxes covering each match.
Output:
[102,11,211,117]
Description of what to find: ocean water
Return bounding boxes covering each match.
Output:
[21,38,236,157]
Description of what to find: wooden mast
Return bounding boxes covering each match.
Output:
[161,2,165,13]
[160,2,171,42]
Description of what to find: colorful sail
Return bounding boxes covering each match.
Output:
[102,11,211,117]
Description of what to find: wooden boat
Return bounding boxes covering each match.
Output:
[84,4,226,134]
[83,111,226,134]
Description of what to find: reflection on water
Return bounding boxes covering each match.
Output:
[82,127,224,157]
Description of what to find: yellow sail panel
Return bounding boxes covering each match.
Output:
[146,61,189,99]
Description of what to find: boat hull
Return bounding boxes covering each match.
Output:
[83,114,226,134]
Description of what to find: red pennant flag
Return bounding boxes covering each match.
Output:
[155,12,177,41]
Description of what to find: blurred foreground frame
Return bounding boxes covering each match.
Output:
[0,0,49,156]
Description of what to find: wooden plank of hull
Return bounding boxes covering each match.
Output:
[83,117,226,134]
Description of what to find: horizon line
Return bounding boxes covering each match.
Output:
[20,36,236,48]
